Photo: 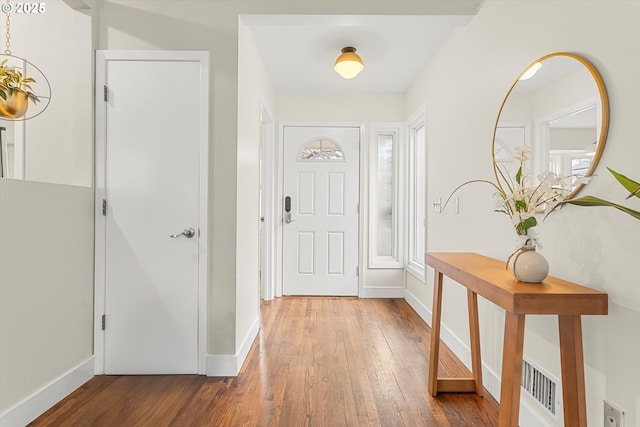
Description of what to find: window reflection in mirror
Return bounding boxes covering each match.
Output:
[0,122,25,179]
[493,52,609,200]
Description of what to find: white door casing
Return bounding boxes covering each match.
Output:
[94,51,209,374]
[282,126,360,296]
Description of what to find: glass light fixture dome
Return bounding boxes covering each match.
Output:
[519,61,542,81]
[334,47,364,79]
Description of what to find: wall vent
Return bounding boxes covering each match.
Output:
[521,359,559,416]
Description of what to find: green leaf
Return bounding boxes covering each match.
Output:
[0,90,6,100]
[515,166,522,185]
[521,216,537,232]
[563,195,640,221]
[515,200,527,210]
[608,167,640,199]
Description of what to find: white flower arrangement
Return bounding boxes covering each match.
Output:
[443,144,587,248]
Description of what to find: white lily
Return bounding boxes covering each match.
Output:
[514,145,531,162]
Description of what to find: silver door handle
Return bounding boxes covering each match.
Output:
[170,227,196,239]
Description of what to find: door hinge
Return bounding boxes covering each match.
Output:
[102,199,107,216]
[103,85,108,102]
[101,314,106,331]
[356,265,359,276]
[357,202,359,214]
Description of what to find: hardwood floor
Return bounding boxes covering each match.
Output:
[30,298,499,426]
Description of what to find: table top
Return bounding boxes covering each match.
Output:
[426,252,608,315]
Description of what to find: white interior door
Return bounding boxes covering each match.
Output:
[97,52,208,374]
[282,126,360,296]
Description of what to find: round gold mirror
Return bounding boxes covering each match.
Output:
[492,52,609,200]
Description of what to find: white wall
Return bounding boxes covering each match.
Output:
[0,2,95,423]
[236,20,275,358]
[0,180,94,420]
[276,93,407,293]
[407,1,640,425]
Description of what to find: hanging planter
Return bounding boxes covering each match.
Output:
[0,87,28,118]
[0,55,50,120]
[0,0,51,121]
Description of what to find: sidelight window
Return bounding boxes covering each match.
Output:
[368,123,403,268]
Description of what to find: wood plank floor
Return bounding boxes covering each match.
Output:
[30,297,499,427]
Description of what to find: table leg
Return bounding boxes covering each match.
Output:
[467,290,483,396]
[558,315,587,427]
[428,270,444,396]
[498,312,525,427]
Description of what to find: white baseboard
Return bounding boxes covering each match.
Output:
[403,288,432,327]
[0,357,94,427]
[206,316,260,377]
[403,289,554,427]
[236,316,260,373]
[359,286,406,298]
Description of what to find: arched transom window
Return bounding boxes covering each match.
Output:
[297,138,345,161]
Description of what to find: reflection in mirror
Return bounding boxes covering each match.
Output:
[493,52,609,200]
[0,2,92,187]
[0,121,25,179]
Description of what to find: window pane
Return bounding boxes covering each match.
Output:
[298,138,345,161]
[415,125,426,262]
[376,134,393,257]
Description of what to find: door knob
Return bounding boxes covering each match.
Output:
[170,227,196,239]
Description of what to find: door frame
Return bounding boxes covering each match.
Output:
[276,121,364,297]
[94,50,209,374]
[259,96,275,300]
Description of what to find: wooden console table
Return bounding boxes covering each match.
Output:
[426,252,607,427]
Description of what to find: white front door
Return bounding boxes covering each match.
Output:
[282,126,360,296]
[96,51,208,374]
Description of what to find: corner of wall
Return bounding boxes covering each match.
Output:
[206,315,260,377]
[0,357,94,427]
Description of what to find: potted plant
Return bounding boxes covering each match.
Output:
[0,59,40,119]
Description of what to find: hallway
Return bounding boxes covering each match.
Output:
[31,298,499,426]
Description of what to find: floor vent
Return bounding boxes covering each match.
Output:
[521,359,558,416]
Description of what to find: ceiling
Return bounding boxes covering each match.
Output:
[242,14,476,93]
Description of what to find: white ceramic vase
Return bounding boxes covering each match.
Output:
[512,244,549,283]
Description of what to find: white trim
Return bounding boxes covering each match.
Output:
[0,357,94,427]
[93,51,107,374]
[94,50,209,375]
[405,106,427,276]
[403,287,432,327]
[206,355,239,377]
[206,316,260,376]
[405,263,426,284]
[403,288,555,427]
[360,286,406,299]
[13,121,25,179]
[276,121,364,298]
[494,121,530,164]
[368,122,404,269]
[260,96,275,301]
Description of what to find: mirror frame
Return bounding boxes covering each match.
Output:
[492,52,610,200]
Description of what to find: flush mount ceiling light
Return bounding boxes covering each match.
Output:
[519,62,542,81]
[334,47,364,79]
